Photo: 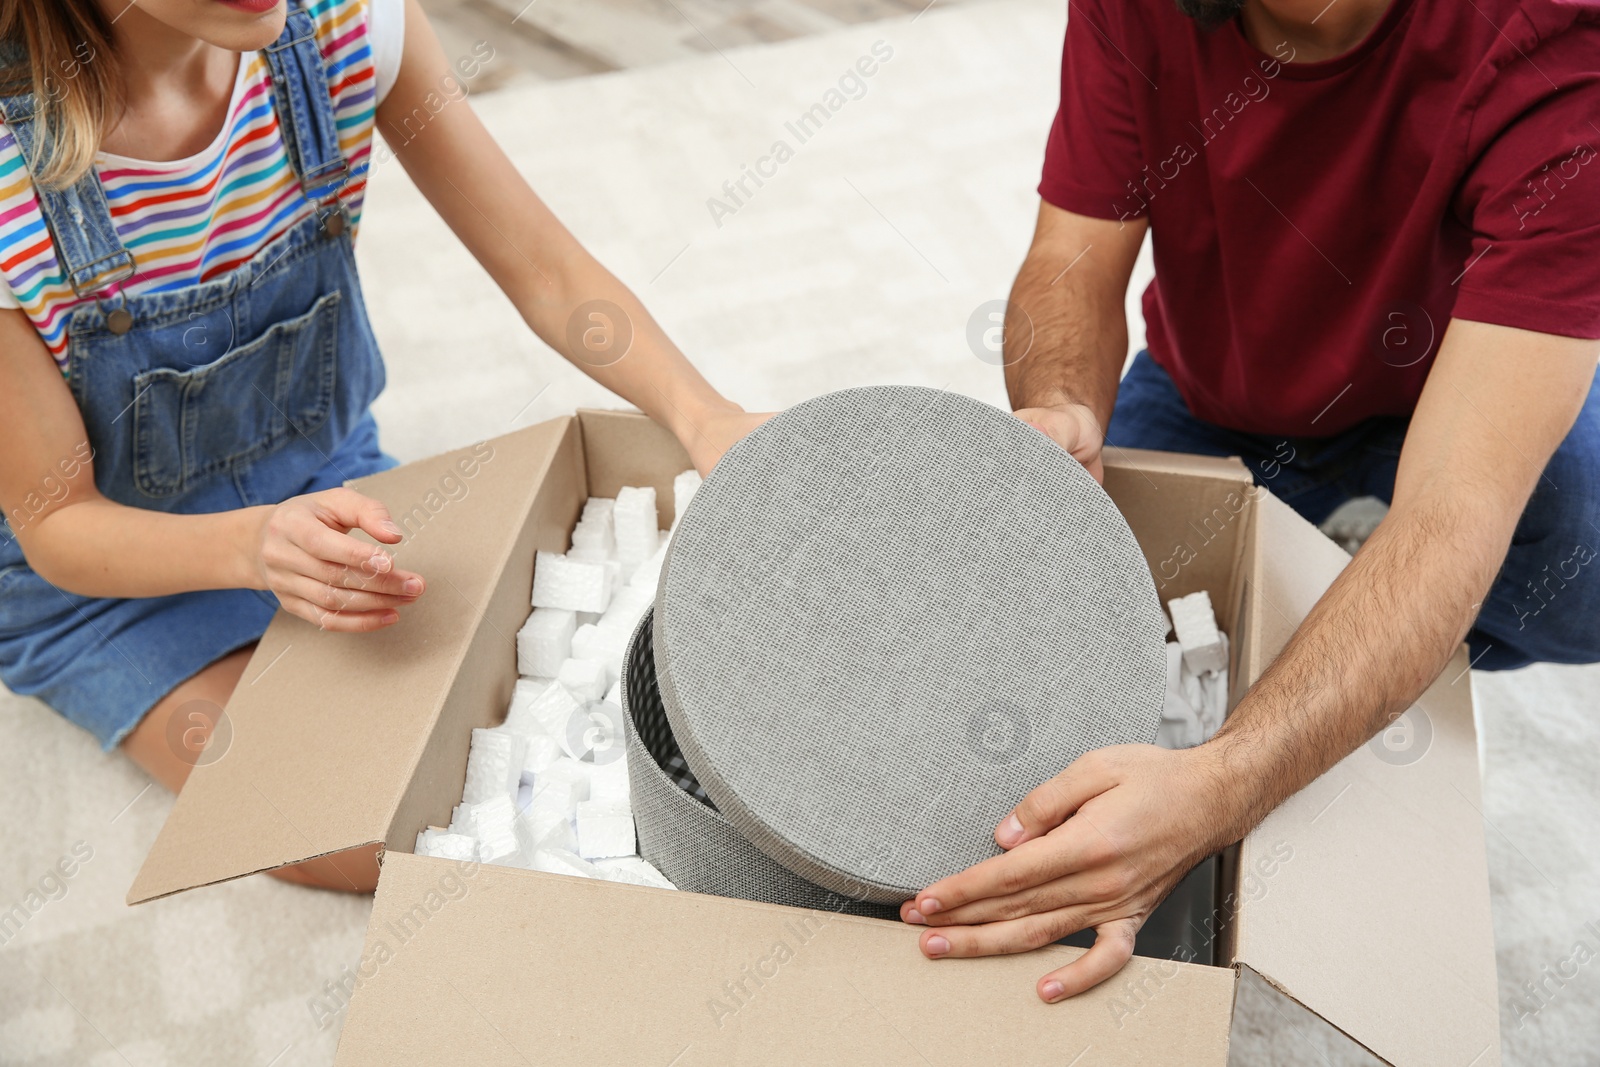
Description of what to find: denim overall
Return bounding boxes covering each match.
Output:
[0,8,395,748]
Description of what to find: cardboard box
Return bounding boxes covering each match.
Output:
[129,410,1500,1066]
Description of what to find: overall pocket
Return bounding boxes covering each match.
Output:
[132,290,342,498]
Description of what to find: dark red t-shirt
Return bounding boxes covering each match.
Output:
[1040,0,1600,435]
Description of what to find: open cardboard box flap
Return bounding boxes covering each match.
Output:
[1226,492,1500,1067]
[126,412,1500,1066]
[128,418,583,904]
[334,852,1236,1066]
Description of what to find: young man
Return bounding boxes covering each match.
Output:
[901,0,1600,1000]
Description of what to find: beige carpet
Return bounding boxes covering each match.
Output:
[3,1,1596,1063]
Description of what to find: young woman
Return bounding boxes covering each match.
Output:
[0,0,760,888]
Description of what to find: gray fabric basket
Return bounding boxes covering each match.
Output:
[629,386,1168,910]
[622,609,900,920]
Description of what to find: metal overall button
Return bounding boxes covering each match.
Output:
[71,252,138,334]
[321,204,347,238]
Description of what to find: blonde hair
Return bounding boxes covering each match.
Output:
[0,1,120,189]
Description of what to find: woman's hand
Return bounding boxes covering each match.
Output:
[248,487,425,632]
[682,407,773,476]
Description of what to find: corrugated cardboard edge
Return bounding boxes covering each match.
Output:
[334,852,1237,1067]
[1104,447,1252,483]
[1233,964,1393,1063]
[1231,492,1501,1067]
[127,419,575,905]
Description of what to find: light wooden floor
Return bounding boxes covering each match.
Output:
[420,0,989,89]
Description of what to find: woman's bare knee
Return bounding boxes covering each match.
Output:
[267,844,381,893]
[121,645,256,793]
[122,646,379,895]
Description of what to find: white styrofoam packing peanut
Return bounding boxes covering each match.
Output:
[438,482,710,890]
[578,621,634,684]
[587,757,630,805]
[570,623,605,662]
[519,733,562,781]
[670,468,700,529]
[557,657,607,704]
[470,796,520,862]
[613,486,661,571]
[504,679,583,741]
[602,585,653,627]
[570,517,614,557]
[539,757,593,804]
[603,646,628,684]
[562,703,622,765]
[516,607,575,679]
[1168,590,1227,675]
[417,831,480,862]
[1156,637,1230,749]
[595,856,676,890]
[517,784,577,856]
[503,678,552,737]
[1179,633,1229,731]
[532,848,601,879]
[461,728,528,804]
[575,799,636,860]
[627,538,670,592]
[531,552,612,613]
[448,803,477,838]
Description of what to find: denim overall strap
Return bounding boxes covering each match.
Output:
[0,92,135,298]
[263,4,350,211]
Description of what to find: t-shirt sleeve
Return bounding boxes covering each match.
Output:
[369,0,406,106]
[0,275,18,310]
[1038,0,1146,220]
[1451,25,1600,338]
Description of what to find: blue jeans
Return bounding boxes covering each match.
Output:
[1105,352,1600,671]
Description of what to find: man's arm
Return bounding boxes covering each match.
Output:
[903,318,1598,1002]
[1210,320,1596,821]
[1004,202,1147,482]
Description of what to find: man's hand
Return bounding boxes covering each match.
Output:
[1014,403,1106,483]
[901,743,1244,1002]
[1003,203,1145,470]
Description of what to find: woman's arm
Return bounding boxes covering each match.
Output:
[0,310,423,631]
[376,0,763,474]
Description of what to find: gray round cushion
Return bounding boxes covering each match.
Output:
[654,385,1166,903]
[623,609,899,919]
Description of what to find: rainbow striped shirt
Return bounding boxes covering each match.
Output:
[0,0,391,373]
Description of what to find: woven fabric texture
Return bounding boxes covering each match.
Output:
[654,386,1168,903]
[623,611,899,919]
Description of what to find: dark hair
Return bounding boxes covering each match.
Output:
[1173,0,1247,31]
